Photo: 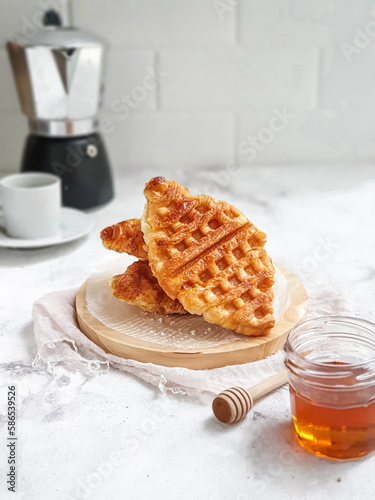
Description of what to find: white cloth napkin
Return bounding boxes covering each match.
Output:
[32,288,291,395]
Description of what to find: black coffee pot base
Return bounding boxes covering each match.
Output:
[21,133,114,210]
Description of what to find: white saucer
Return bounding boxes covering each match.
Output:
[0,207,93,249]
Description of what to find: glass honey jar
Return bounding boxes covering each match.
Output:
[284,316,375,460]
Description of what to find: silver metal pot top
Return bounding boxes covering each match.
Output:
[7,25,105,137]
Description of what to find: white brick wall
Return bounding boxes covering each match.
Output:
[72,0,236,47]
[1,0,375,174]
[102,49,157,111]
[99,112,234,170]
[159,49,318,111]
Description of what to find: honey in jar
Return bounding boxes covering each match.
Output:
[284,317,375,460]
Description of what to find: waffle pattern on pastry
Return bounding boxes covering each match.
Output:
[142,177,275,336]
[101,219,148,260]
[111,261,187,315]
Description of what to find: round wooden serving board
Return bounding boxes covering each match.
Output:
[76,264,307,370]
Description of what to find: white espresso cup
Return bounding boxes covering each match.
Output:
[0,172,62,239]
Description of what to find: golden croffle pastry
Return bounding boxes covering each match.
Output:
[141,177,275,336]
[110,260,186,315]
[101,219,148,260]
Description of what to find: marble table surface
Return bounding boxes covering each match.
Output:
[1,165,375,500]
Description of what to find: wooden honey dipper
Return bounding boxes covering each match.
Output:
[212,368,289,424]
